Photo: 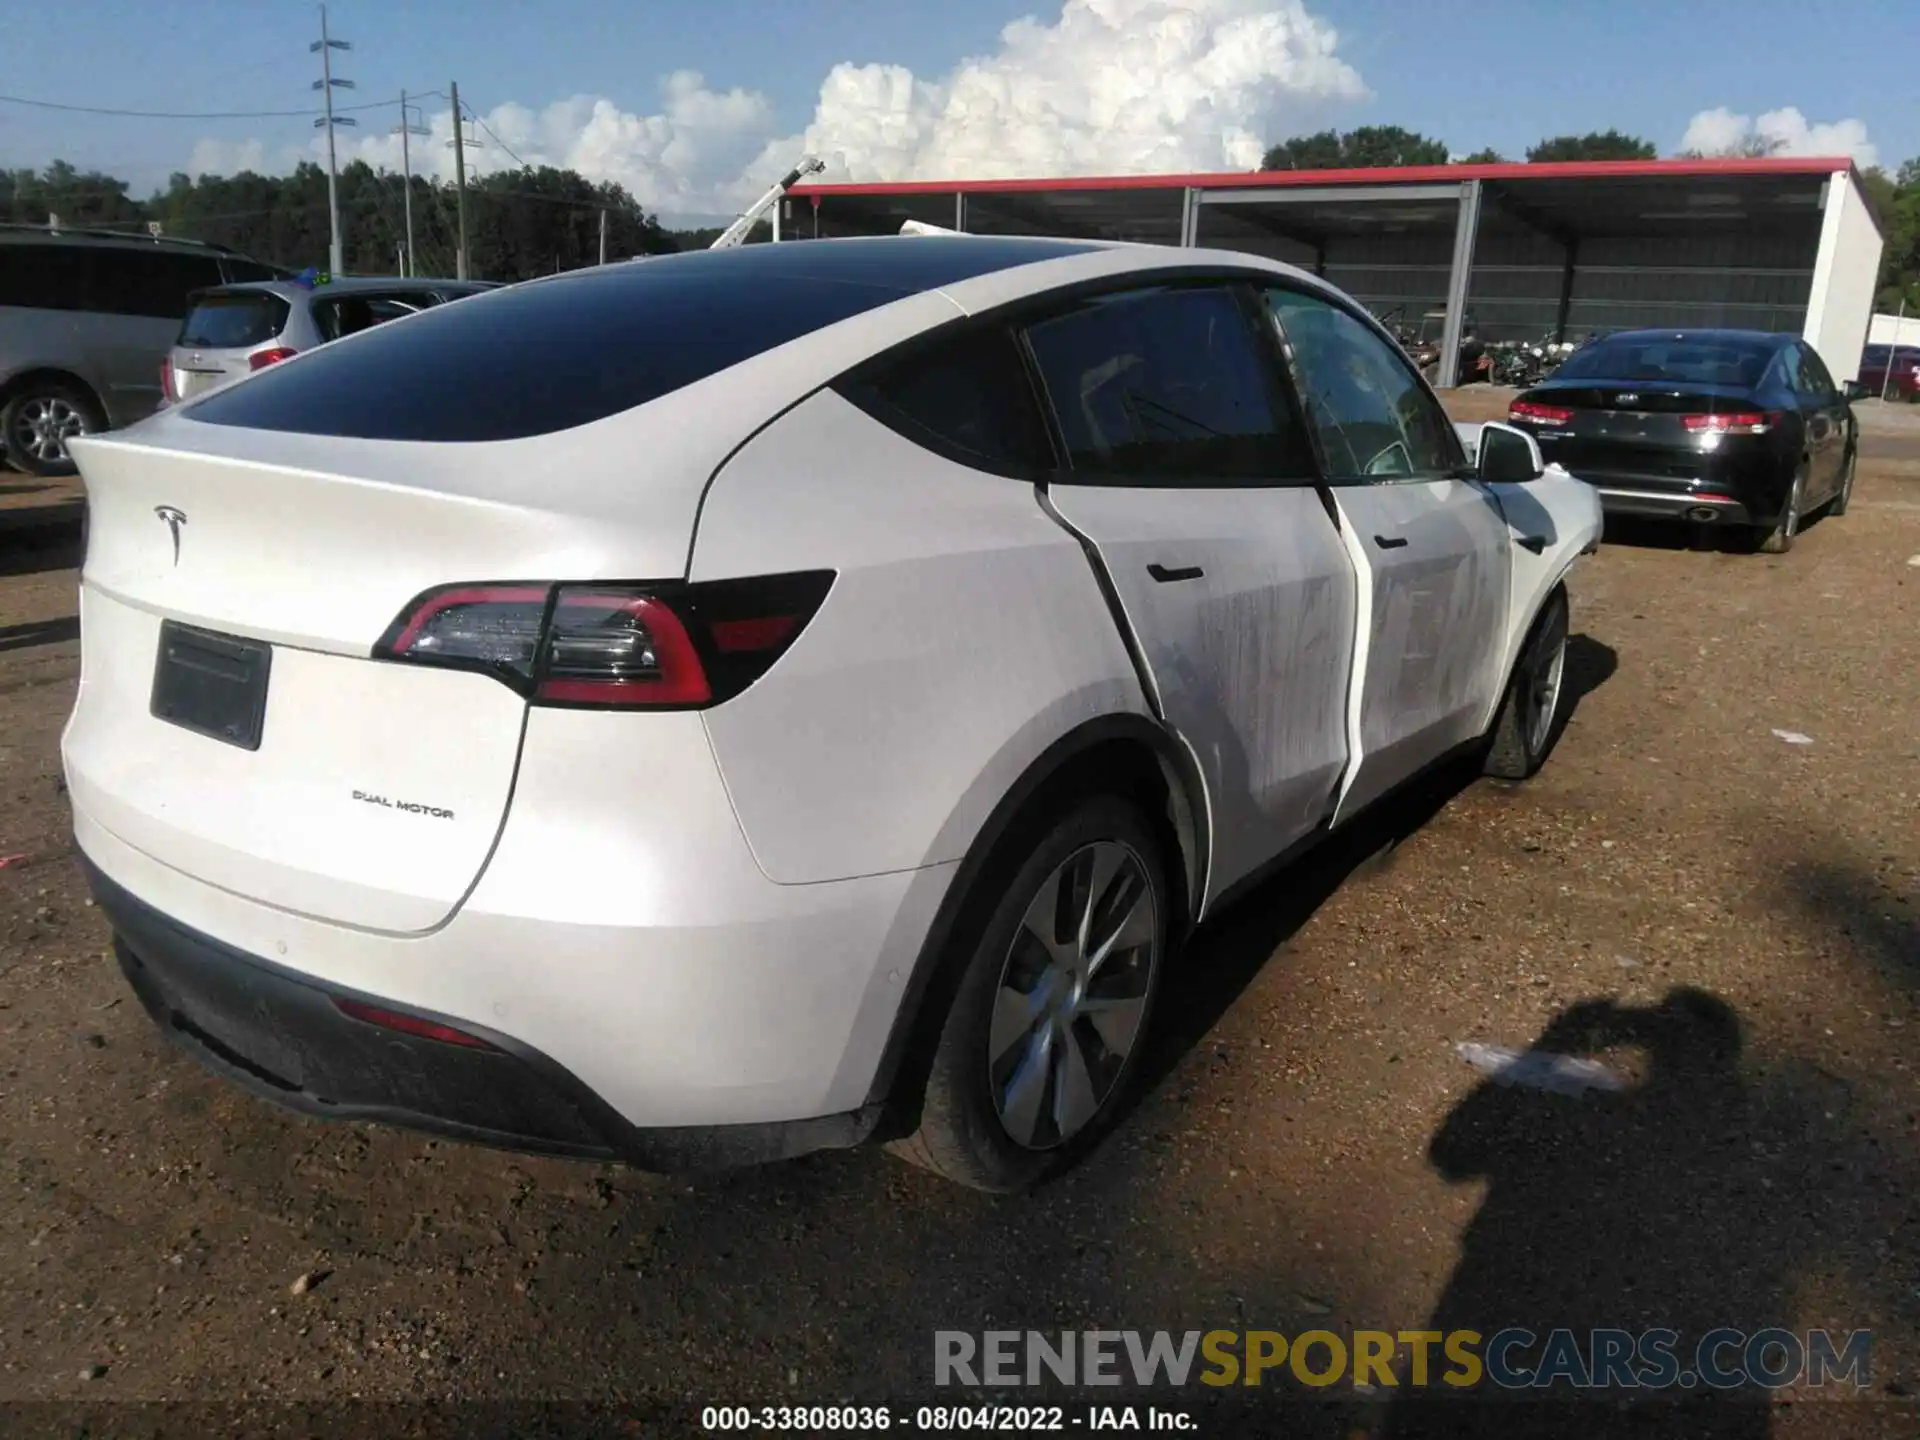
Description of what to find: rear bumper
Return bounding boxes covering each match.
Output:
[88,856,886,1170]
[1591,484,1755,525]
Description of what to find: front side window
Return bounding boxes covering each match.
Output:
[1021,284,1315,484]
[1265,287,1461,480]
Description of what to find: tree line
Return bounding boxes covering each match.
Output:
[5,129,1917,310]
[0,159,694,279]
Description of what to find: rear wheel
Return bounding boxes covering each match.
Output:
[1483,586,1569,781]
[889,795,1168,1193]
[1755,465,1807,554]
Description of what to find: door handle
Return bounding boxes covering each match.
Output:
[1147,563,1205,583]
[1515,534,1547,554]
[1372,535,1409,550]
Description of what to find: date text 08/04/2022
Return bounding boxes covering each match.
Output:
[701,1405,1194,1432]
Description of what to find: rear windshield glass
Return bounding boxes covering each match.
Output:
[179,292,291,349]
[184,262,914,441]
[1554,335,1775,387]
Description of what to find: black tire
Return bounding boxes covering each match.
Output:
[1755,464,1807,555]
[1483,585,1570,781]
[888,795,1169,1193]
[1,380,102,477]
[1825,449,1855,518]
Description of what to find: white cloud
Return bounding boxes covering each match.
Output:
[188,137,269,177]
[1679,105,1877,168]
[739,0,1366,195]
[188,0,1366,220]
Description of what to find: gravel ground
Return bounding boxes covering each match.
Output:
[0,418,1916,1438]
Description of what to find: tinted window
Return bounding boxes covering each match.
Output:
[312,292,435,341]
[1266,287,1460,479]
[179,292,291,349]
[1553,334,1775,388]
[1797,346,1837,400]
[1022,285,1314,483]
[186,263,921,441]
[90,250,226,319]
[0,243,92,311]
[838,324,1054,472]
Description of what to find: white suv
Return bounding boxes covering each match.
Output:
[64,236,1600,1192]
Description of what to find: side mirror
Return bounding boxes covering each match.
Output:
[1843,380,1870,403]
[1477,421,1544,484]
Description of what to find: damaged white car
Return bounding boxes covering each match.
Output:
[64,236,1601,1193]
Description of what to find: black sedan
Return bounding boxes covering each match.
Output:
[1507,328,1865,553]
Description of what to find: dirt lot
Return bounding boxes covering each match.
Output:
[1,404,1917,1437]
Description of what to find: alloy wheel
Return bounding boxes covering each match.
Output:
[13,396,89,466]
[1522,599,1568,757]
[988,840,1159,1150]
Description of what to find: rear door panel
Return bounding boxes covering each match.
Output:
[1046,484,1357,900]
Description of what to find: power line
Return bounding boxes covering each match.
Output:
[468,112,530,171]
[0,89,441,120]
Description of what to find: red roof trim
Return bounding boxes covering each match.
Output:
[793,156,1857,198]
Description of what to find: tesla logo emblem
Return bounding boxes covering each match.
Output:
[154,506,187,565]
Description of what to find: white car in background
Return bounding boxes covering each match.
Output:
[63,236,1600,1193]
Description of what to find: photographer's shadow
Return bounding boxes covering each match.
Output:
[1382,988,1826,1439]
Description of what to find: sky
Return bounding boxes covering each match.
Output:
[2,0,1913,226]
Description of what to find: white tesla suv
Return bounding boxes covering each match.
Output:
[63,237,1600,1192]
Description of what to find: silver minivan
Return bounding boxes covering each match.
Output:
[0,225,284,475]
[165,277,499,404]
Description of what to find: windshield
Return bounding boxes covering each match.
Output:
[178,291,290,350]
[1553,334,1775,387]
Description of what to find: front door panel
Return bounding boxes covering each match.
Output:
[1329,478,1511,822]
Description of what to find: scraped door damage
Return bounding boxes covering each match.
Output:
[1326,478,1511,823]
[1042,484,1358,909]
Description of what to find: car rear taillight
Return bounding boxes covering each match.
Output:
[333,997,495,1049]
[250,346,298,371]
[1683,411,1777,435]
[159,361,177,402]
[1510,400,1574,424]
[374,571,835,709]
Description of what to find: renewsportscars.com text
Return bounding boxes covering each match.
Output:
[934,1328,1871,1392]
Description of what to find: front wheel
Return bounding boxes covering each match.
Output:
[1825,450,1855,518]
[1483,586,1569,781]
[2,382,101,478]
[889,795,1169,1193]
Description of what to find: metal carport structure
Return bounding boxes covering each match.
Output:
[783,158,1884,387]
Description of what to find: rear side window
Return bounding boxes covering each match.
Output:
[186,264,915,441]
[91,250,227,319]
[1021,285,1314,484]
[837,324,1055,472]
[179,292,291,349]
[0,244,92,311]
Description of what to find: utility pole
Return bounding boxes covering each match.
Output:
[448,81,478,280]
[598,207,608,265]
[310,4,355,276]
[393,90,428,277]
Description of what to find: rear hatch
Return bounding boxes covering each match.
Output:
[1515,382,1772,482]
[62,418,709,935]
[168,290,295,401]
